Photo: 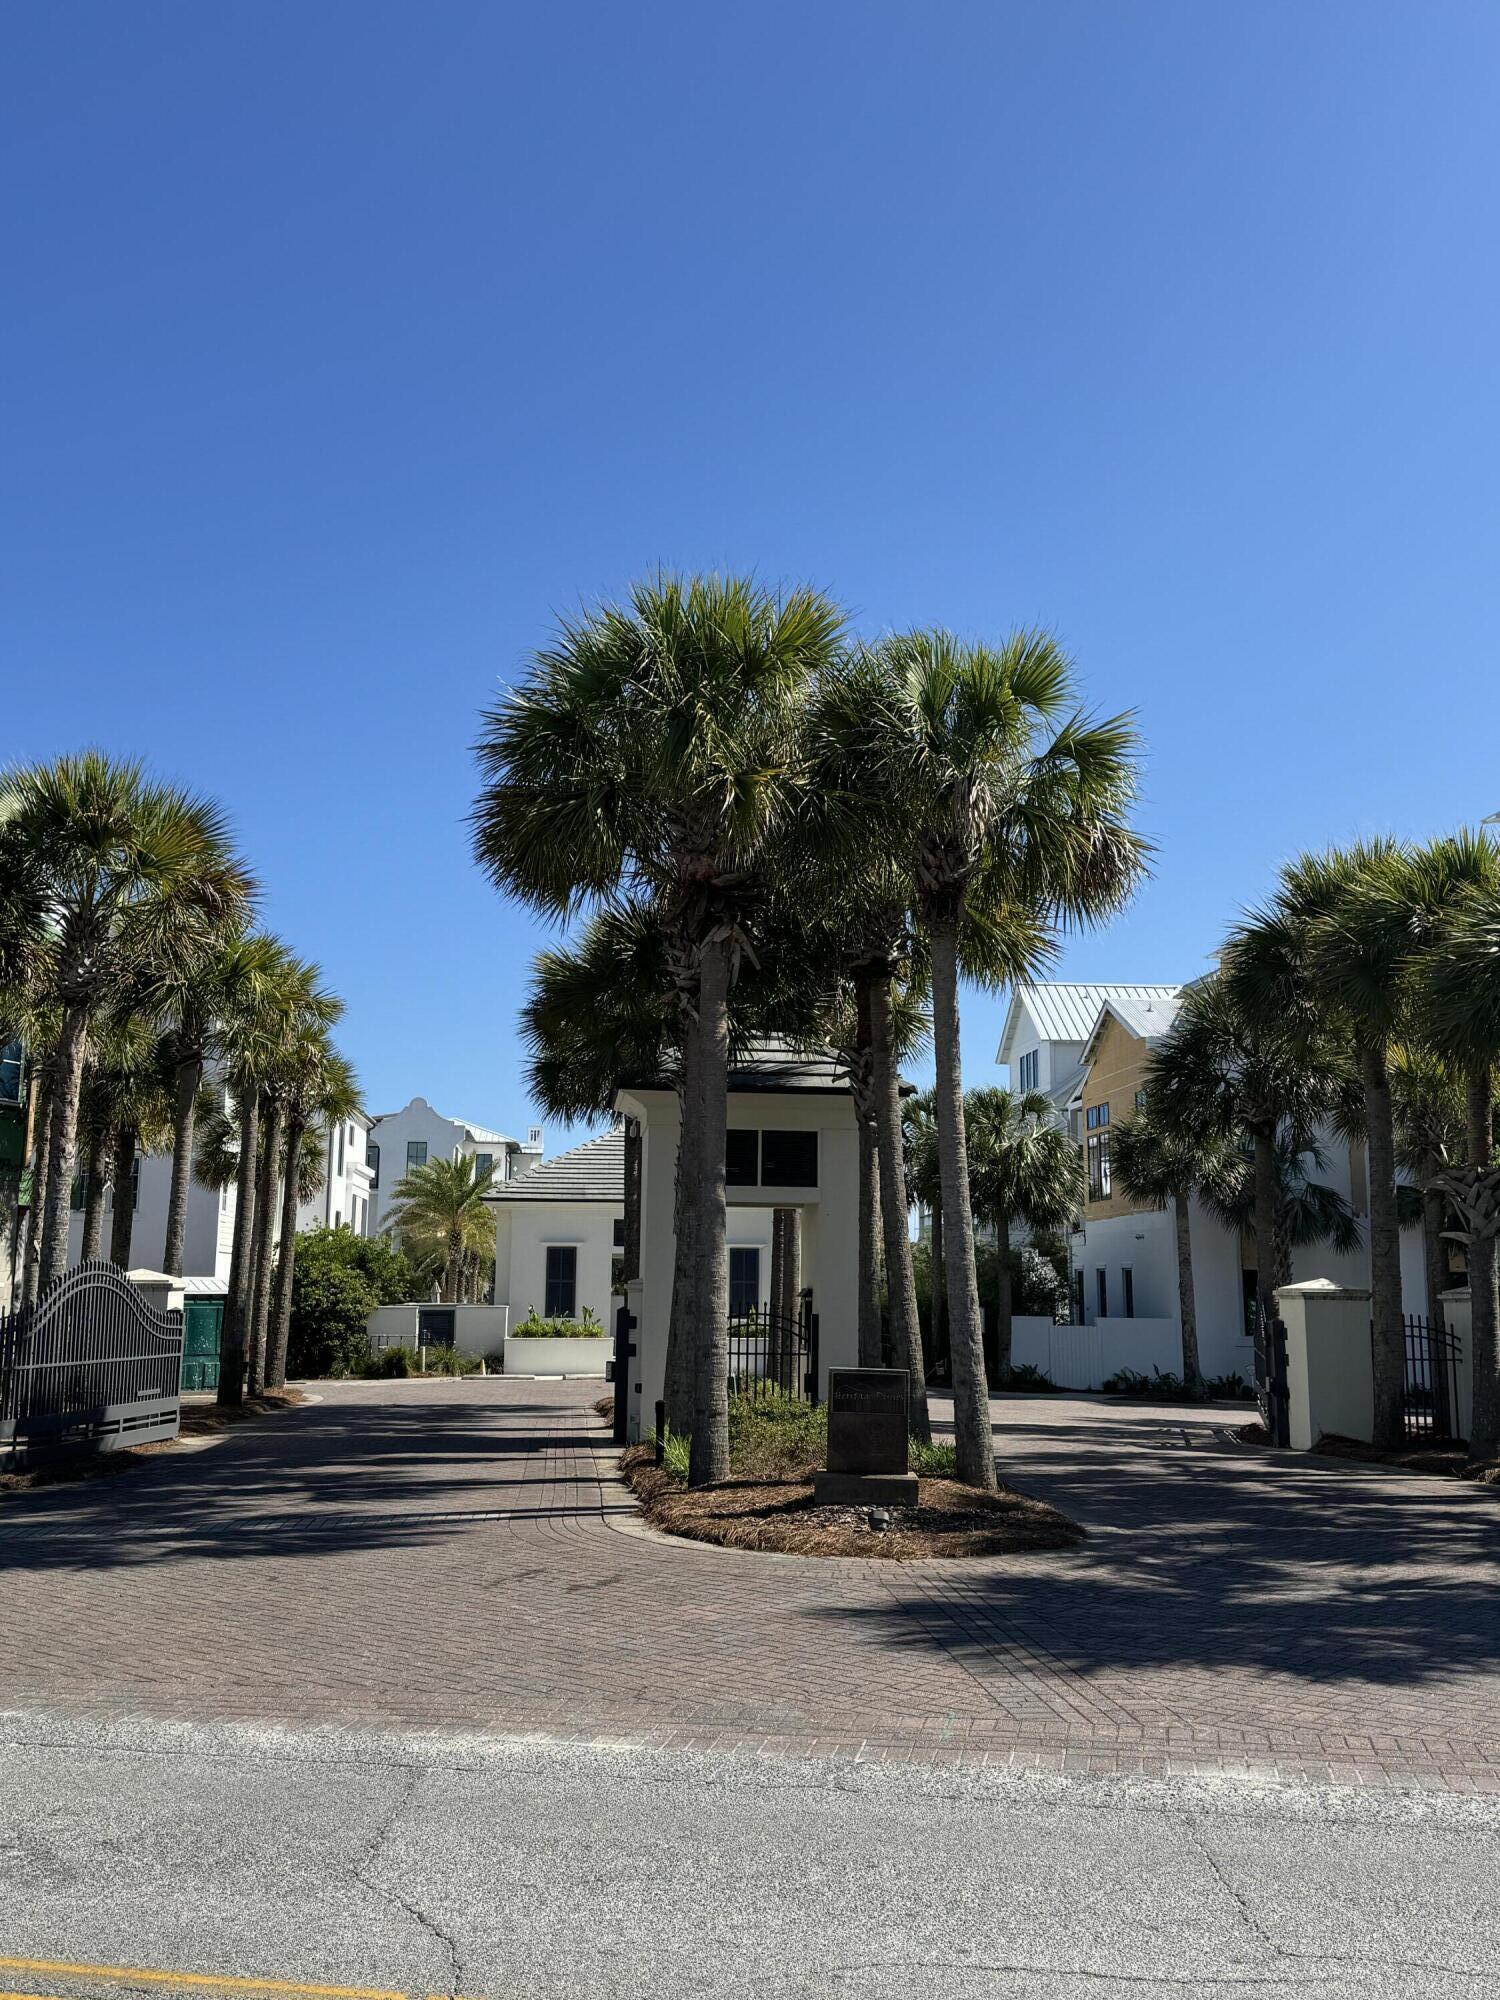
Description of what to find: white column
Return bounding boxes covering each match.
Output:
[1276,1279,1373,1450]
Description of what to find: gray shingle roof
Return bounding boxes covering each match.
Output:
[487,1129,623,1204]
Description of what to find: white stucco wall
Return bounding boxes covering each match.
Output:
[67,1151,231,1281]
[298,1111,375,1237]
[617,1082,859,1442]
[367,1097,540,1232]
[492,1199,621,1330]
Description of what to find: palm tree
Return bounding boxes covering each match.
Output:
[0,754,252,1292]
[473,574,845,1486]
[965,1086,1086,1384]
[264,1037,359,1391]
[1150,976,1349,1365]
[1389,1043,1467,1323]
[816,631,1142,1489]
[148,927,277,1277]
[385,1154,500,1303]
[904,1088,945,1382]
[75,1016,173,1266]
[1111,1104,1239,1388]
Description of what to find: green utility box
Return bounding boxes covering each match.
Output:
[180,1296,225,1392]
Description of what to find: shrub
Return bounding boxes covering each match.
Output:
[425,1345,481,1376]
[364,1343,416,1378]
[288,1263,378,1378]
[511,1305,606,1338]
[907,1436,958,1477]
[1003,1362,1059,1391]
[1102,1366,1256,1404]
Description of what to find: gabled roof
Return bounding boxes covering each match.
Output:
[1080,987,1185,1060]
[487,1129,623,1205]
[997,983,1185,1063]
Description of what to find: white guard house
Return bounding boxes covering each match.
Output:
[615,1048,861,1442]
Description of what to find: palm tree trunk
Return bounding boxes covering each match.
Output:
[929,1193,945,1381]
[1465,1064,1498,1463]
[858,1118,882,1367]
[622,1116,642,1283]
[21,1069,57,1303]
[443,1222,461,1303]
[864,965,929,1440]
[108,1125,138,1267]
[663,1013,701,1436]
[1250,1120,1280,1343]
[928,915,995,1491]
[265,1112,306,1389]
[79,1129,109,1261]
[39,1001,89,1291]
[247,1100,283,1397]
[1422,1188,1448,1326]
[1173,1189,1201,1386]
[1362,1046,1406,1450]
[688,933,731,1487]
[162,1052,203,1277]
[994,1208,1013,1386]
[218,1087,259,1408]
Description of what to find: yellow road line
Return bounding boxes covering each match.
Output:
[0,1964,406,2000]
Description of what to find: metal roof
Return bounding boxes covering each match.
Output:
[1082,988,1185,1052]
[997,983,1185,1061]
[487,1128,623,1204]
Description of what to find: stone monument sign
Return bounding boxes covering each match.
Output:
[814,1368,918,1505]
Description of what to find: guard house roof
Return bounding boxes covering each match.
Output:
[486,1129,623,1204]
[620,1038,857,1097]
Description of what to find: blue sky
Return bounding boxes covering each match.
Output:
[5,1,1499,1146]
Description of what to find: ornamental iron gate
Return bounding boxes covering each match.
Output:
[0,1258,183,1461]
[1398,1313,1464,1443]
[727,1300,820,1406]
[1253,1309,1290,1448]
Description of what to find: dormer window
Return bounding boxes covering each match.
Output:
[1017,1049,1040,1092]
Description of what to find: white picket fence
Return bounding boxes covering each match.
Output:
[1009,1314,1184,1391]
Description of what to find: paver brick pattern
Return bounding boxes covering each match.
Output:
[2,1377,1497,1791]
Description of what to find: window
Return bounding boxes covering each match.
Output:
[760,1129,818,1187]
[1017,1049,1040,1092]
[1073,1269,1086,1324]
[544,1245,578,1318]
[0,1040,23,1106]
[1134,1089,1148,1112]
[726,1129,759,1187]
[1086,1131,1111,1202]
[1097,1268,1108,1318]
[367,1142,380,1189]
[473,1151,493,1179]
[729,1246,760,1317]
[1085,1102,1110,1130]
[1122,1266,1134,1318]
[333,1209,341,1230]
[612,1217,625,1248]
[337,1125,346,1176]
[406,1140,427,1171]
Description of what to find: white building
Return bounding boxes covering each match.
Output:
[366,1096,543,1232]
[297,1108,376,1237]
[65,1146,236,1281]
[997,980,1430,1383]
[487,1124,777,1336]
[616,1051,860,1441]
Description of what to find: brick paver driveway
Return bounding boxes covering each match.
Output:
[3,1377,1497,1791]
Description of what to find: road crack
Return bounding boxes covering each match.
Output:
[351,1764,464,1997]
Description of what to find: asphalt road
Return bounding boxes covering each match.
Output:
[2,1712,1498,2000]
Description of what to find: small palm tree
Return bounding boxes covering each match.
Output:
[0,753,253,1291]
[74,1014,173,1265]
[264,1037,359,1390]
[1113,1106,1242,1387]
[1389,1043,1467,1322]
[385,1154,500,1304]
[965,1086,1086,1384]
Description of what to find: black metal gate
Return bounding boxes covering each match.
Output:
[727,1301,820,1405]
[1399,1314,1464,1442]
[1253,1310,1290,1448]
[0,1258,183,1461]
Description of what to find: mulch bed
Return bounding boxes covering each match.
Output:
[0,1389,305,1496]
[619,1445,1085,1559]
[1313,1432,1500,1485]
[592,1394,615,1420]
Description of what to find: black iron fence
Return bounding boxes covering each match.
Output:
[0,1258,183,1461]
[1253,1310,1290,1448]
[1400,1314,1464,1442]
[727,1303,820,1405]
